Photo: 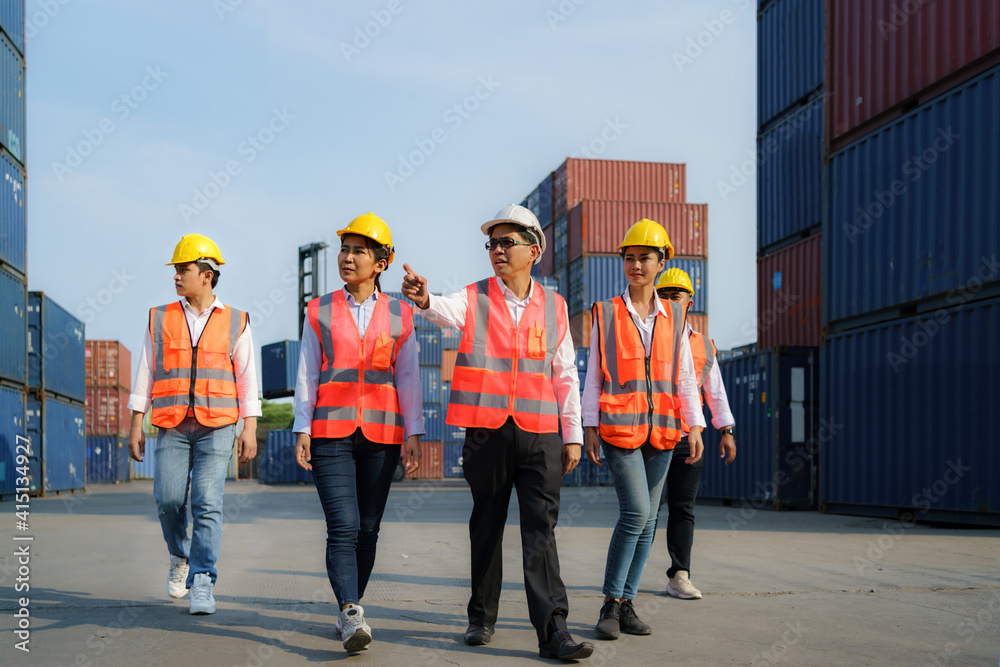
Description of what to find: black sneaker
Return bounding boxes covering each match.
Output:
[594,599,621,640]
[619,600,651,635]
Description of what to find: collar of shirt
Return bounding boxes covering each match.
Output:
[181,296,225,317]
[621,289,668,322]
[495,276,534,305]
[343,287,379,306]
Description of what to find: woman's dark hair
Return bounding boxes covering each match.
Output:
[365,239,391,292]
[196,261,220,288]
[619,246,665,261]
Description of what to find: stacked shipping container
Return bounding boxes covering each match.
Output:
[819,4,1000,526]
[84,341,131,484]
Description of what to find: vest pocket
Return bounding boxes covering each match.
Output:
[527,326,546,359]
[372,334,393,370]
[152,377,185,398]
[599,392,638,439]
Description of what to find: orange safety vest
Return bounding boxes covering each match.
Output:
[309,291,413,444]
[446,278,567,433]
[680,328,718,433]
[149,301,246,429]
[594,296,685,450]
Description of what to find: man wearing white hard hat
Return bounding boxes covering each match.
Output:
[402,205,592,661]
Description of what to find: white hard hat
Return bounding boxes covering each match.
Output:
[481,204,546,265]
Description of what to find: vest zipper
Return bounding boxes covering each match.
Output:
[190,308,217,412]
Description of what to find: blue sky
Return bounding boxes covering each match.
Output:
[25,0,759,372]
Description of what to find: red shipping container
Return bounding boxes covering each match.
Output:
[406,441,443,480]
[85,387,131,436]
[85,340,132,391]
[756,234,821,350]
[826,0,1000,150]
[568,200,707,262]
[552,159,686,221]
[538,224,554,276]
[686,313,708,338]
[441,349,457,383]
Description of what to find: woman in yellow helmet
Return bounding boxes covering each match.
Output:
[581,219,706,640]
[292,213,422,653]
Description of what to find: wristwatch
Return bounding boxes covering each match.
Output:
[720,426,734,436]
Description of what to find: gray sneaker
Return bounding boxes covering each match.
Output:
[167,555,189,599]
[339,605,372,652]
[189,573,216,615]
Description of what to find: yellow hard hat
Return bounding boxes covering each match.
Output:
[337,212,395,265]
[657,267,694,295]
[618,218,675,260]
[166,233,226,266]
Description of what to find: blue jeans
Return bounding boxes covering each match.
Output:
[153,417,235,587]
[310,432,400,608]
[602,441,674,599]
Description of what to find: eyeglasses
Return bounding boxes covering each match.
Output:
[485,237,532,251]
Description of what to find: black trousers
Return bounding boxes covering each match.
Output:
[462,417,569,646]
[660,436,704,578]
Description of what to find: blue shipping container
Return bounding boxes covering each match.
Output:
[0,34,24,165]
[0,386,25,496]
[86,435,130,484]
[568,255,708,316]
[441,327,461,350]
[757,0,824,129]
[443,443,464,478]
[526,173,553,229]
[0,267,25,384]
[415,328,442,367]
[574,347,589,375]
[130,434,156,480]
[422,403,444,441]
[757,94,823,252]
[419,366,442,404]
[534,275,559,294]
[259,430,313,484]
[28,292,86,403]
[261,340,299,399]
[0,1,23,57]
[28,396,86,493]
[826,65,1000,328]
[553,214,568,271]
[0,150,25,277]
[699,347,818,509]
[821,296,999,526]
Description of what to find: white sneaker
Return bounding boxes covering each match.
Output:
[189,573,217,614]
[167,555,189,599]
[339,605,372,652]
[667,570,703,600]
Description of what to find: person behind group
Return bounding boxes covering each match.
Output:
[581,219,706,640]
[292,213,422,653]
[401,204,594,661]
[127,234,260,615]
[656,268,736,600]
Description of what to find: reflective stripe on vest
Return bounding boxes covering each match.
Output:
[595,296,685,450]
[681,329,718,431]
[445,278,565,433]
[149,301,244,429]
[309,291,412,444]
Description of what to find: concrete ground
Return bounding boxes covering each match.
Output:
[0,479,997,666]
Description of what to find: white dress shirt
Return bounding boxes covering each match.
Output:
[422,276,584,445]
[292,288,424,439]
[582,290,706,431]
[686,321,735,431]
[128,297,262,419]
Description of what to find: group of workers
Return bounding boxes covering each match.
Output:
[126,204,735,661]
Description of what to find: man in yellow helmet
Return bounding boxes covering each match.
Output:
[127,233,261,615]
[655,267,735,600]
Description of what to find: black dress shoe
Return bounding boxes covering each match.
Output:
[464,624,494,645]
[539,629,594,661]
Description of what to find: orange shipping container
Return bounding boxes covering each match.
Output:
[85,340,132,391]
[86,387,131,436]
[568,200,707,261]
[406,441,443,480]
[552,158,686,221]
[441,349,458,382]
